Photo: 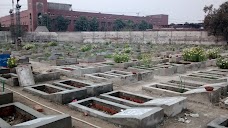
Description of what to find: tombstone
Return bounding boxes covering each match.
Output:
[16,65,35,87]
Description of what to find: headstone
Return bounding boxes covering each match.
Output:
[0,54,10,67]
[16,65,35,87]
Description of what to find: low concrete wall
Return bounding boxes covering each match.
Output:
[0,30,226,45]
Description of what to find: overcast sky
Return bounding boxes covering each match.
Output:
[0,0,226,24]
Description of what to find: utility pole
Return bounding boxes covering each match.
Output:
[15,0,22,50]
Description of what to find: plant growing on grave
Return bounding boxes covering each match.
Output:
[113,52,129,63]
[206,48,220,59]
[216,57,228,69]
[141,53,152,67]
[182,47,206,62]
[48,42,58,46]
[23,44,36,50]
[123,47,132,54]
[178,76,185,93]
[80,44,92,52]
[7,57,17,68]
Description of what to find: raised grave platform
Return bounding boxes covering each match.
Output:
[0,102,72,128]
[99,90,187,117]
[24,79,113,104]
[85,70,138,86]
[69,97,164,128]
[143,82,225,104]
[55,64,112,77]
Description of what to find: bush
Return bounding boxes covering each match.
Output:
[141,53,152,67]
[80,45,92,52]
[23,44,36,50]
[207,48,220,59]
[124,47,132,53]
[7,57,17,68]
[48,42,58,46]
[182,47,206,62]
[113,53,129,63]
[104,54,113,58]
[216,57,228,69]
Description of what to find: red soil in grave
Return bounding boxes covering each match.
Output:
[89,103,119,115]
[119,95,144,104]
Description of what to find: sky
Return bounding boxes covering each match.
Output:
[0,0,227,24]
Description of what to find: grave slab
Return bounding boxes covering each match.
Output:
[0,91,13,105]
[100,90,186,117]
[69,97,164,128]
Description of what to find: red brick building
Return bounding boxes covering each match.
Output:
[0,0,169,32]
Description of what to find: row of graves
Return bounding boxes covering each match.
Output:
[0,49,227,128]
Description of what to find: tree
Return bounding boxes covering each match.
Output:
[53,16,70,32]
[75,16,89,31]
[38,14,52,30]
[204,2,228,41]
[125,20,135,30]
[89,17,99,31]
[148,24,153,29]
[113,19,126,31]
[138,20,149,31]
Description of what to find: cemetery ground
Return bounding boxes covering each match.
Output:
[0,42,228,128]
[3,61,227,128]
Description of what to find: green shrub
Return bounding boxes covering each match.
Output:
[207,48,220,59]
[23,44,36,50]
[80,45,92,52]
[141,53,152,67]
[113,53,129,63]
[48,42,58,46]
[7,57,17,68]
[216,57,228,69]
[104,54,113,58]
[124,47,132,53]
[182,47,206,62]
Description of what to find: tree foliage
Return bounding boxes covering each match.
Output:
[75,16,89,31]
[138,20,150,31]
[204,2,228,41]
[89,18,99,31]
[40,14,52,31]
[53,16,70,32]
[113,19,126,31]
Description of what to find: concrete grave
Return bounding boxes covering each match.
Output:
[50,58,78,66]
[207,115,228,128]
[55,64,112,77]
[0,67,10,74]
[0,90,13,105]
[53,79,113,97]
[0,102,44,127]
[0,73,19,86]
[33,72,60,83]
[132,63,186,76]
[99,90,187,117]
[181,72,227,84]
[127,67,154,81]
[143,83,223,104]
[23,84,87,104]
[0,102,72,128]
[69,97,164,128]
[85,70,138,86]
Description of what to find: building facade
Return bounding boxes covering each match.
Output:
[0,0,169,32]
